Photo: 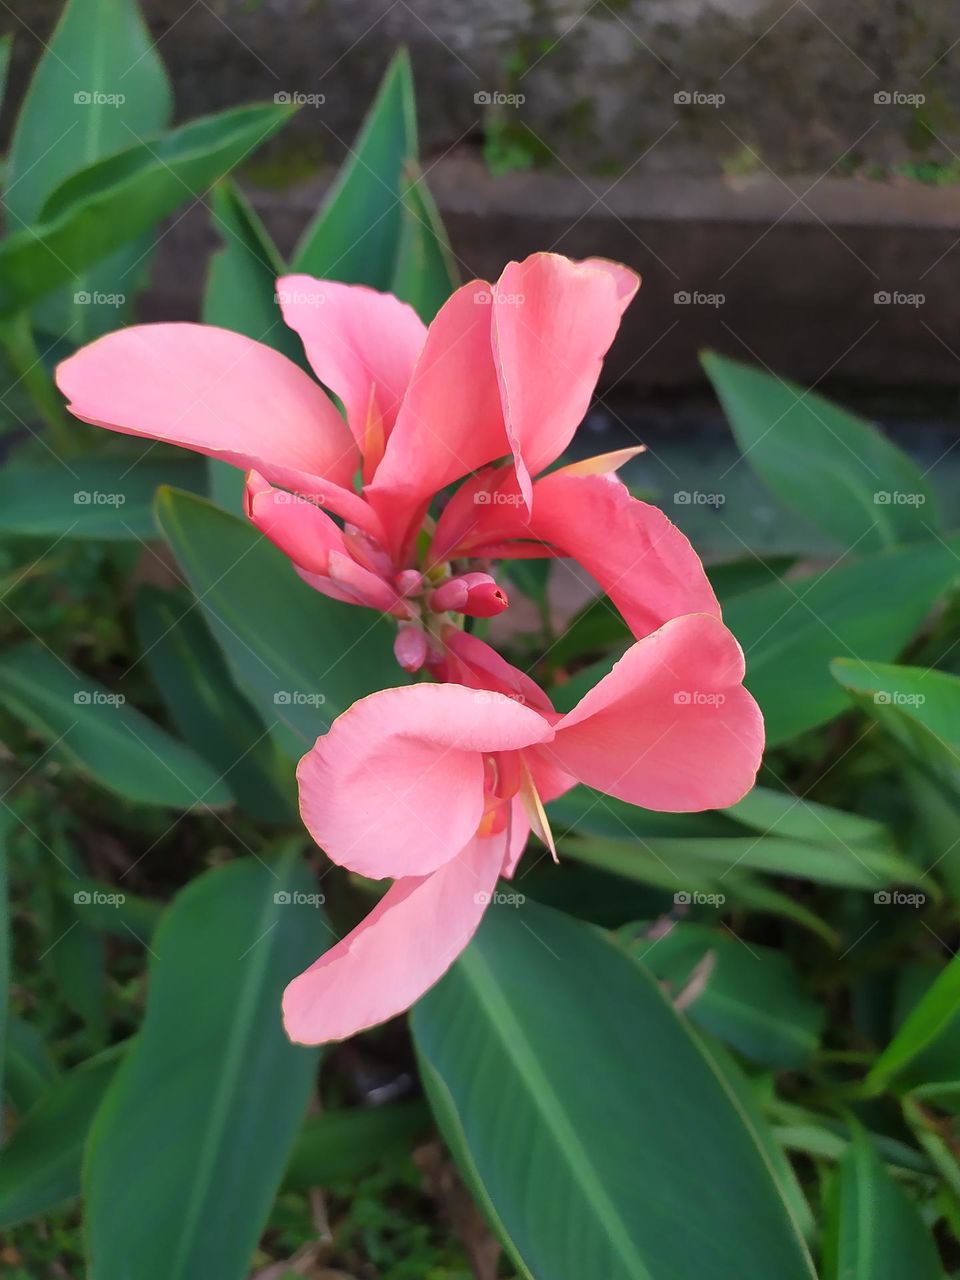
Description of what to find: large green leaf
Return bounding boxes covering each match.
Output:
[0,103,295,321]
[84,851,323,1280]
[0,454,204,539]
[6,0,171,229]
[5,0,172,339]
[0,1045,123,1227]
[822,1127,943,1280]
[155,487,396,758]
[625,922,823,1068]
[292,50,416,285]
[0,641,233,809]
[412,901,816,1280]
[135,586,296,824]
[703,352,937,550]
[390,161,459,322]
[724,537,960,745]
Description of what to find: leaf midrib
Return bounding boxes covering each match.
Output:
[460,945,656,1280]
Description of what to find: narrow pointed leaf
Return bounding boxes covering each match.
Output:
[292,50,416,285]
[0,641,233,809]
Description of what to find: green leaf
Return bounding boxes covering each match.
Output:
[203,179,301,365]
[724,537,960,745]
[0,103,295,322]
[702,352,937,550]
[0,35,12,115]
[697,1038,814,1242]
[542,594,631,672]
[822,1127,943,1280]
[412,901,816,1280]
[0,1045,123,1227]
[551,785,924,892]
[4,1017,60,1115]
[625,921,823,1068]
[831,658,960,788]
[726,785,892,852]
[5,0,172,340]
[868,952,960,1094]
[49,888,107,1041]
[390,161,459,321]
[65,876,162,943]
[0,641,233,809]
[6,0,171,228]
[155,487,396,759]
[292,50,416,285]
[202,178,303,514]
[135,586,297,824]
[0,454,205,539]
[283,1101,430,1191]
[564,832,929,894]
[84,851,323,1280]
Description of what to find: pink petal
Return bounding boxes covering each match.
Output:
[56,323,358,489]
[276,276,427,478]
[540,613,764,811]
[492,253,639,497]
[367,280,512,552]
[435,469,719,639]
[244,471,345,575]
[296,683,554,880]
[442,628,556,717]
[282,831,504,1044]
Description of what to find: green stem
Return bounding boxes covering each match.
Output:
[0,312,75,456]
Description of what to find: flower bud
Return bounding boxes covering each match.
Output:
[393,625,428,672]
[429,572,509,618]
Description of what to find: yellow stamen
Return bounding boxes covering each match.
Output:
[519,757,557,862]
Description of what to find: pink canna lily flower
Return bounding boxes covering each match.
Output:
[284,613,763,1044]
[55,252,706,672]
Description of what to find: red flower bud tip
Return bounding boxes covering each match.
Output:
[395,569,423,597]
[429,573,509,618]
[393,625,428,673]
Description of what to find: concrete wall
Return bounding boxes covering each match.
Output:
[6,0,960,176]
